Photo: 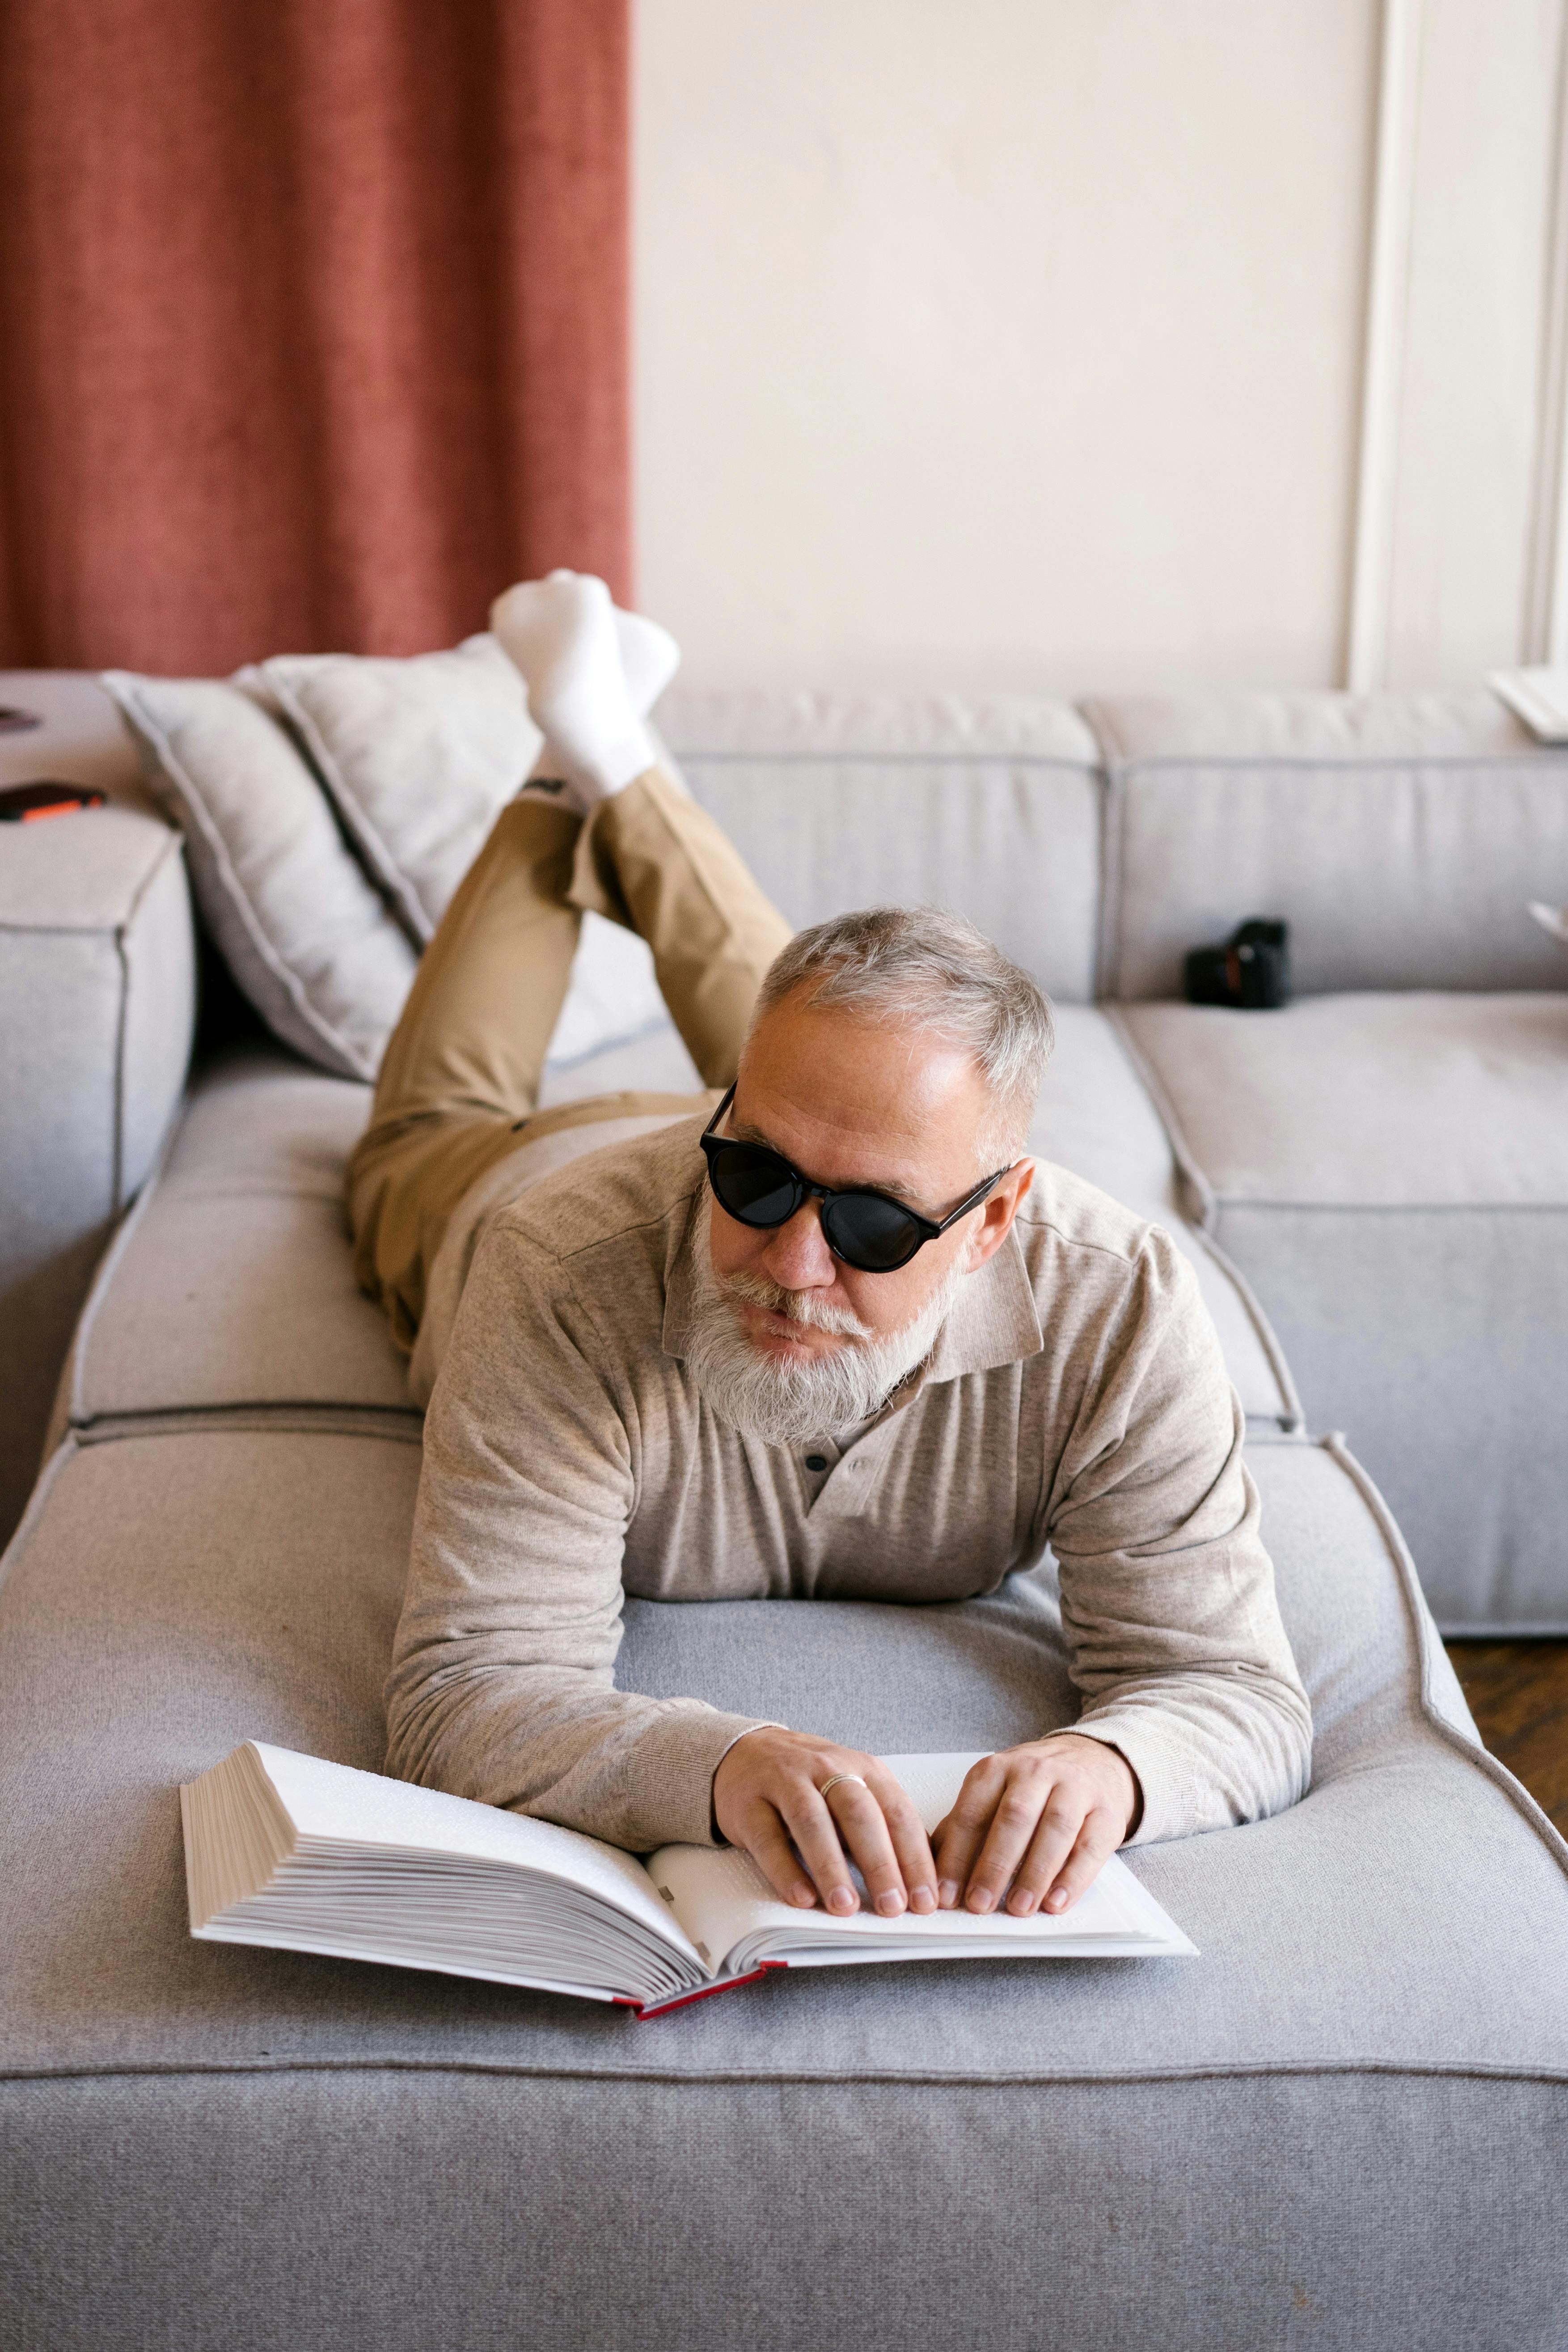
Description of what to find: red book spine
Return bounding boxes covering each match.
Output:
[614,1962,789,2020]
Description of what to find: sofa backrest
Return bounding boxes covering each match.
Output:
[11,672,1563,1017]
[657,690,1104,1004]
[1085,691,1568,998]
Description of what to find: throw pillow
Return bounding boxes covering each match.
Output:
[261,635,538,943]
[103,671,417,1083]
[264,631,672,1055]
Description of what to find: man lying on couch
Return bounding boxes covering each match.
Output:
[352,572,1311,1926]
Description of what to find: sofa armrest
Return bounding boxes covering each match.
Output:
[0,793,196,1545]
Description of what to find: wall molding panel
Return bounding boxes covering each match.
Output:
[1347,0,1424,692]
[1358,0,1568,691]
[1524,8,1568,664]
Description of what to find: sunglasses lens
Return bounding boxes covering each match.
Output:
[710,1143,801,1228]
[825,1193,923,1272]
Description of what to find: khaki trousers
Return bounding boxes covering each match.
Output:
[347,766,793,1351]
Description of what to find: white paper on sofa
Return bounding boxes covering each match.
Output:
[180,1742,1196,2018]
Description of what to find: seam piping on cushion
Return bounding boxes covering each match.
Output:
[1188,1227,1304,1431]
[1100,1007,1217,1230]
[72,1406,423,1446]
[1195,1196,1568,1216]
[1075,703,1125,994]
[1074,701,1130,998]
[111,915,129,1214]
[1323,1433,1568,1885]
[668,749,1102,770]
[111,823,191,1217]
[29,1107,198,1460]
[1099,749,1568,773]
[1095,763,1121,1000]
[6,2056,1568,2089]
[1437,1620,1568,1639]
[62,1113,187,1431]
[1099,1009,1302,1427]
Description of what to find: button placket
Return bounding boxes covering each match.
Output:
[811,1430,892,1518]
[799,1438,844,1508]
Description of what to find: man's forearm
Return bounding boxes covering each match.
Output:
[384,1652,765,1851]
[1068,1670,1312,1844]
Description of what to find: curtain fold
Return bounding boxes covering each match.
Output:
[0,0,629,673]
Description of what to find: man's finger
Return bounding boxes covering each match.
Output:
[930,1762,1006,1908]
[777,1785,866,1917]
[825,1776,911,1916]
[1040,1809,1123,1915]
[965,1780,1080,1915]
[1002,1792,1101,1914]
[736,1806,819,1909]
[861,1774,938,1915]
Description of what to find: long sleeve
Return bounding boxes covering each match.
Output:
[1043,1229,1313,1844]
[384,1218,764,1851]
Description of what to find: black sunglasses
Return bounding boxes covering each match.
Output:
[699,1085,1013,1273]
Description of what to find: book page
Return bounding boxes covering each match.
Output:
[247,1743,700,1965]
[648,1752,1195,1970]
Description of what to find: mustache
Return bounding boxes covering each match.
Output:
[720,1265,871,1340]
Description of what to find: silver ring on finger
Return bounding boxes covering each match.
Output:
[816,1772,867,1802]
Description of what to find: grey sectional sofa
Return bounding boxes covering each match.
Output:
[2,673,1566,2350]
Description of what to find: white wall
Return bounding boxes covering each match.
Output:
[633,0,1568,698]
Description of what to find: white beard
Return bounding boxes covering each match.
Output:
[683,1202,968,1446]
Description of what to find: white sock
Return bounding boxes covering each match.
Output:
[516,604,681,802]
[616,605,680,716]
[491,571,670,806]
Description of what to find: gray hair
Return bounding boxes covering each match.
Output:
[748,906,1053,1157]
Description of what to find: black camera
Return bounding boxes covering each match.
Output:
[1183,918,1290,1010]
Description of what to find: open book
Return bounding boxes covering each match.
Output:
[181,1742,1196,2018]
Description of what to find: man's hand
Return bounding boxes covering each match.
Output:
[712,1728,939,1917]
[931,1735,1140,1916]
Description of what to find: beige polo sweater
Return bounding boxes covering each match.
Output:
[385,1116,1312,1853]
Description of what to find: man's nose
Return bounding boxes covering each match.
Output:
[757,1199,838,1290]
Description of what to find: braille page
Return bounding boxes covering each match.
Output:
[649,1752,1196,1970]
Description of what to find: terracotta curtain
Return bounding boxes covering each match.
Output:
[0,0,629,673]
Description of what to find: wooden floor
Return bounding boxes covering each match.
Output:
[1445,1641,1568,1834]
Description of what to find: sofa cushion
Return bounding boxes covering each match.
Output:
[56,1051,411,1434]
[0,1424,1563,2351]
[1086,689,1568,999]
[1116,995,1568,1629]
[0,802,195,1543]
[659,689,1106,1004]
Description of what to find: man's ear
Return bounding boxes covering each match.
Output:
[964,1159,1035,1271]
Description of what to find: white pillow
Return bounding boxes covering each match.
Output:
[263,633,671,1059]
[261,635,538,943]
[103,671,417,1082]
